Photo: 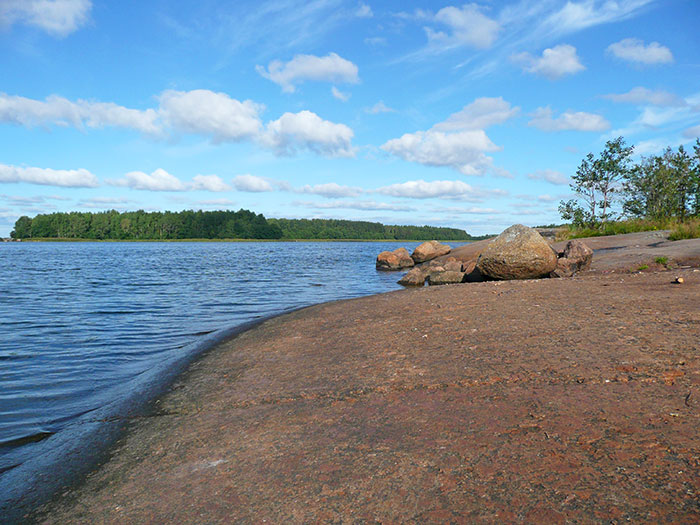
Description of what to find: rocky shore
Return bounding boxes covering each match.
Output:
[34,231,700,523]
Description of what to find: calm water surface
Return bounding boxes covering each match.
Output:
[0,240,468,510]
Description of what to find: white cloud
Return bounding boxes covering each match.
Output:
[191,174,231,192]
[606,38,673,65]
[297,200,415,212]
[0,93,160,134]
[537,194,558,202]
[433,97,519,132]
[426,4,501,50]
[256,53,359,93]
[529,107,610,132]
[331,86,350,102]
[382,129,499,176]
[356,2,372,18]
[543,0,655,37]
[297,183,362,198]
[158,90,263,142]
[115,169,187,191]
[262,110,355,157]
[512,44,585,79]
[364,36,386,46]
[376,179,505,200]
[527,170,570,185]
[0,0,91,37]
[0,163,98,187]
[684,125,700,139]
[366,101,395,114]
[602,87,685,107]
[78,197,132,209]
[1,90,356,159]
[233,174,274,193]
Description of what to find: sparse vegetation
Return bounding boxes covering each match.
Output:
[559,138,700,240]
[655,256,668,266]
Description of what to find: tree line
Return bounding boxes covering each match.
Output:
[559,137,700,227]
[10,209,476,241]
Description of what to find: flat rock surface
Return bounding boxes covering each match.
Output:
[37,233,700,523]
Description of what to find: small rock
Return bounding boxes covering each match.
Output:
[398,267,427,286]
[411,241,451,263]
[376,247,415,271]
[551,240,594,278]
[428,271,465,286]
[674,276,684,284]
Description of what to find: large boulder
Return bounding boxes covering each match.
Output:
[551,240,593,278]
[411,241,451,263]
[376,248,415,271]
[398,267,428,286]
[476,224,557,280]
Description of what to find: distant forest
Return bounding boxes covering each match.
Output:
[10,210,477,241]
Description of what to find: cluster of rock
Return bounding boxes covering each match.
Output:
[377,225,593,287]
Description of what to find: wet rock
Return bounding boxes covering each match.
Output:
[376,248,415,271]
[551,240,594,278]
[428,270,465,285]
[476,224,557,280]
[411,241,451,263]
[398,267,428,286]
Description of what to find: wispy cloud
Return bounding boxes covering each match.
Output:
[0,0,92,37]
[528,107,610,132]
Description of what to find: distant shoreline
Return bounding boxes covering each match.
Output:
[13,237,479,243]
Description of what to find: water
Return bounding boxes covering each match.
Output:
[0,240,468,513]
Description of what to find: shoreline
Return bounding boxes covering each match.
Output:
[0,311,302,523]
[7,238,479,243]
[21,231,700,521]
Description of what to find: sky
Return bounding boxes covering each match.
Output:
[1,0,699,237]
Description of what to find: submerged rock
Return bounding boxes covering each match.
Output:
[551,240,593,278]
[376,248,415,271]
[398,267,428,286]
[476,224,557,280]
[411,241,451,263]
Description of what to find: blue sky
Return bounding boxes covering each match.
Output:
[1,0,699,236]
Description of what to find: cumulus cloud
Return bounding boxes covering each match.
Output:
[262,110,355,157]
[433,97,519,132]
[382,97,518,175]
[426,4,501,50]
[256,53,359,93]
[376,179,506,200]
[233,174,274,193]
[602,87,685,107]
[0,93,160,134]
[115,169,187,191]
[366,101,395,114]
[529,107,610,132]
[0,163,98,187]
[0,0,91,37]
[297,183,362,198]
[606,38,673,65]
[527,169,570,185]
[158,90,263,142]
[382,130,499,176]
[0,90,356,158]
[512,44,585,79]
[191,174,231,192]
[331,86,350,102]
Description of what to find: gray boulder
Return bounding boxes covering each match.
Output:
[376,247,415,271]
[411,241,451,263]
[476,224,557,280]
[428,270,466,286]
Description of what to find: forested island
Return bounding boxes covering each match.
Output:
[9,209,479,241]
